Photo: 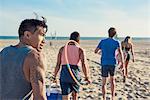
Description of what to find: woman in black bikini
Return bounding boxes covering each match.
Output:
[121,36,135,82]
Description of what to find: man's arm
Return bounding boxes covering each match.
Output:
[53,47,63,79]
[79,48,90,82]
[95,41,102,54]
[24,50,47,100]
[94,48,100,54]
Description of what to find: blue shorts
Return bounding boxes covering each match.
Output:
[60,82,79,95]
[60,65,81,95]
[101,65,116,77]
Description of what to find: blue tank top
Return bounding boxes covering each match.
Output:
[0,45,32,99]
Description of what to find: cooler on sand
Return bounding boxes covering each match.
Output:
[46,83,62,100]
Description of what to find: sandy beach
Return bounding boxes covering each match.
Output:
[0,39,150,100]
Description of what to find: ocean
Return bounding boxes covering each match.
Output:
[0,36,150,41]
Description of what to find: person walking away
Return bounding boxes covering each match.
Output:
[121,36,135,82]
[95,27,124,100]
[53,31,91,100]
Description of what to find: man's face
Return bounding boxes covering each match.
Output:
[29,26,46,52]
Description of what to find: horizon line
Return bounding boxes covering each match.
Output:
[0,35,150,38]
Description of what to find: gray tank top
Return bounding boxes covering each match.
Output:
[0,45,32,100]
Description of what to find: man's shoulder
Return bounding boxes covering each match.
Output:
[78,47,85,56]
[26,49,43,63]
[101,38,107,41]
[59,46,64,53]
[24,49,46,72]
[0,45,12,51]
[98,38,105,44]
[111,38,120,43]
[0,46,14,55]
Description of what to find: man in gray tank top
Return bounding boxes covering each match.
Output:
[0,18,48,100]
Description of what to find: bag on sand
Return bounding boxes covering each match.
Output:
[46,83,62,100]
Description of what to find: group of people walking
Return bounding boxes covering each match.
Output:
[0,18,134,100]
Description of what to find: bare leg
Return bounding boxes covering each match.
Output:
[72,91,78,100]
[121,65,126,83]
[120,64,125,76]
[125,60,129,77]
[62,95,69,100]
[110,76,115,100]
[102,77,107,100]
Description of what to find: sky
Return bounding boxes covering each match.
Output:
[0,0,149,37]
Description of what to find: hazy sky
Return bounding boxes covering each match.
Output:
[0,0,149,37]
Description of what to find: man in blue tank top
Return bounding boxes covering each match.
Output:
[95,27,124,100]
[0,18,48,99]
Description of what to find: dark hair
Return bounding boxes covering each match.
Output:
[18,19,48,38]
[124,36,131,43]
[108,27,116,37]
[70,31,80,42]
